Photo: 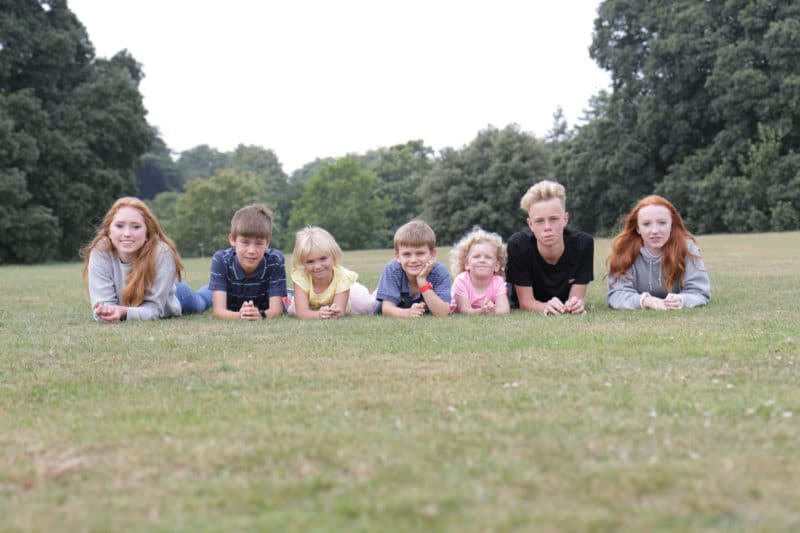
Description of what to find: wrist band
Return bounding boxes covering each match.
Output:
[259,309,266,319]
[419,282,433,293]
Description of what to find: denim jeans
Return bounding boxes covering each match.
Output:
[176,282,212,314]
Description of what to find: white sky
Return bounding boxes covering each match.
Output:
[68,0,610,173]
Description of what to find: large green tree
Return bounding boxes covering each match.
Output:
[135,131,181,199]
[288,157,388,250]
[168,169,267,257]
[555,90,659,233]
[558,0,800,234]
[227,144,292,248]
[364,140,434,245]
[0,0,153,262]
[175,144,228,184]
[420,125,553,244]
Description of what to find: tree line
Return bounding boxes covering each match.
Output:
[2,0,798,263]
[137,129,552,255]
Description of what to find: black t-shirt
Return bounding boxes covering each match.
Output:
[505,228,594,306]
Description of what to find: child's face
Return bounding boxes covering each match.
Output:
[302,248,335,282]
[637,204,672,253]
[109,206,148,262]
[395,245,434,278]
[465,242,499,278]
[526,197,568,247]
[229,234,269,275]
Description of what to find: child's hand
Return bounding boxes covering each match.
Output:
[564,296,586,314]
[542,297,565,316]
[407,302,426,318]
[328,303,344,318]
[94,302,126,323]
[319,304,343,319]
[663,293,683,309]
[479,299,495,314]
[416,260,435,285]
[642,295,667,310]
[239,300,261,320]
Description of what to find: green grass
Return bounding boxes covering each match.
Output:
[1,233,799,531]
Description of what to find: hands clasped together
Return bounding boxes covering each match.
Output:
[541,296,586,316]
[238,300,263,320]
[642,293,683,310]
[93,302,127,323]
[317,303,344,319]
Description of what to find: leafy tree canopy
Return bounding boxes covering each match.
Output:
[135,131,181,199]
[288,157,388,250]
[421,125,552,245]
[0,0,152,262]
[363,140,434,246]
[175,144,228,183]
[558,0,800,234]
[168,169,267,257]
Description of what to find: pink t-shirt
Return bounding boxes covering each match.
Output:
[449,271,507,313]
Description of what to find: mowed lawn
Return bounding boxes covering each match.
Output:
[1,232,799,531]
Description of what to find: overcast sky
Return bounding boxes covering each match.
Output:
[68,0,610,173]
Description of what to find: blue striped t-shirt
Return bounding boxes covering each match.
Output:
[208,247,287,312]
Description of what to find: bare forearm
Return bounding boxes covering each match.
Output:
[423,294,450,316]
[381,302,409,317]
[212,307,243,320]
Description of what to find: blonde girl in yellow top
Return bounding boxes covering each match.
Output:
[289,226,376,319]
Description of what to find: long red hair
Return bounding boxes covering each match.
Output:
[81,197,184,306]
[606,195,698,290]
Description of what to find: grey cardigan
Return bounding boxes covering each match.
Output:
[88,240,181,320]
[607,241,711,309]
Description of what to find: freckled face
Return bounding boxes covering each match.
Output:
[109,206,148,263]
[637,205,672,253]
[465,242,499,278]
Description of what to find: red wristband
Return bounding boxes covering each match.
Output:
[419,282,433,293]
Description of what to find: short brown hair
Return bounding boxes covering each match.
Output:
[230,205,273,240]
[393,219,436,251]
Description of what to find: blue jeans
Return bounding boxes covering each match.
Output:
[176,282,213,314]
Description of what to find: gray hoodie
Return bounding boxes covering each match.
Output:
[607,240,711,309]
[88,240,181,320]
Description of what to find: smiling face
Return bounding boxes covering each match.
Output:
[109,206,148,263]
[302,247,335,284]
[465,242,499,279]
[395,245,434,278]
[526,197,568,248]
[230,234,269,275]
[637,204,672,254]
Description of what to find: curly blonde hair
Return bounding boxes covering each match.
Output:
[449,227,507,277]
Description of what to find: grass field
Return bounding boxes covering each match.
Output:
[1,232,799,531]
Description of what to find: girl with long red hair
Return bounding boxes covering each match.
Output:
[82,197,211,322]
[606,195,710,310]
